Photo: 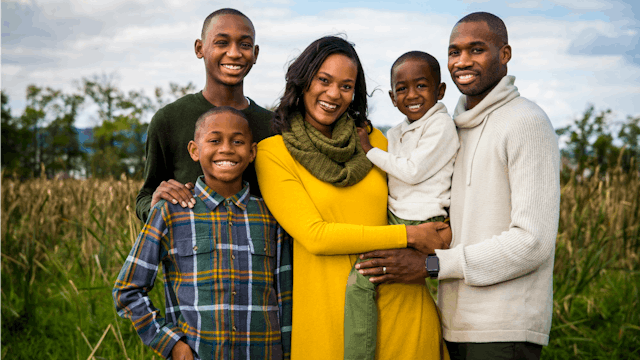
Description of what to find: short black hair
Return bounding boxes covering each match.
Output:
[194,106,252,141]
[390,51,441,87]
[201,8,254,40]
[456,12,508,46]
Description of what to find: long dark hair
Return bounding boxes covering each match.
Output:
[272,36,371,134]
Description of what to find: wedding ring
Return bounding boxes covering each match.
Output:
[383,266,387,275]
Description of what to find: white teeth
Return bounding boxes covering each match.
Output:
[214,161,237,167]
[459,74,474,80]
[408,105,421,110]
[223,65,242,70]
[319,101,337,110]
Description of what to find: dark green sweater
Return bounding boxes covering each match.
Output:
[135,91,273,222]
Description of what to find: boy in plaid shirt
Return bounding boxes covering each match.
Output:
[113,107,292,360]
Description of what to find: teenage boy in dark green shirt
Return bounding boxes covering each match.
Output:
[136,8,273,222]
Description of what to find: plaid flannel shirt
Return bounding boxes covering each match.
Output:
[113,177,292,360]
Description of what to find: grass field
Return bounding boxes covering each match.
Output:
[1,165,639,359]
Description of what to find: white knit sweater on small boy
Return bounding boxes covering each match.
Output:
[367,102,459,221]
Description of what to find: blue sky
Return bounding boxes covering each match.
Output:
[2,0,638,129]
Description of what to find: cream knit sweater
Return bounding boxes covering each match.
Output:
[435,75,560,345]
[366,103,459,221]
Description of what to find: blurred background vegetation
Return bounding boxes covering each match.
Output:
[1,77,639,359]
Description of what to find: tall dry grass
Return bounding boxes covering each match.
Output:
[1,165,639,359]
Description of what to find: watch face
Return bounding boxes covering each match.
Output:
[426,256,439,271]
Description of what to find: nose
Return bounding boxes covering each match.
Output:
[407,86,418,99]
[455,50,472,68]
[219,139,234,153]
[326,83,340,99]
[226,43,241,58]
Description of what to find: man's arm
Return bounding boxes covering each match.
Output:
[135,113,194,222]
[436,111,560,286]
[113,202,186,358]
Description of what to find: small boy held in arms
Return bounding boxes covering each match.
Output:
[135,8,273,223]
[345,51,459,359]
[114,108,292,360]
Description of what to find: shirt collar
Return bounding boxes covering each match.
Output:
[194,176,250,211]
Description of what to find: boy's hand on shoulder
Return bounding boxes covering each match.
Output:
[171,340,194,360]
[151,179,196,209]
[356,127,373,154]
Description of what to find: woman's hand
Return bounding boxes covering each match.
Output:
[406,221,451,254]
[355,248,428,284]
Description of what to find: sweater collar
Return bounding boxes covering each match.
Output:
[453,75,519,129]
[194,176,250,211]
[400,102,448,134]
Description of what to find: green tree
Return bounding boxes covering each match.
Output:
[82,74,153,178]
[15,86,62,177]
[557,105,609,175]
[618,115,640,172]
[1,91,31,178]
[41,93,86,178]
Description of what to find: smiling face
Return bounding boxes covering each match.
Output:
[389,58,445,122]
[195,14,259,88]
[188,111,256,198]
[448,20,511,110]
[302,53,357,138]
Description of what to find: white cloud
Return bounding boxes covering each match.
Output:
[2,1,638,130]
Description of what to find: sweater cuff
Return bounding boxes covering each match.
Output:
[365,147,385,167]
[435,245,465,280]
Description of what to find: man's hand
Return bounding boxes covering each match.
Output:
[355,248,428,284]
[150,180,195,209]
[406,221,452,254]
[356,127,373,154]
[171,340,193,360]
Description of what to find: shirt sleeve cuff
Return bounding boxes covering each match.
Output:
[435,244,465,280]
[365,147,385,166]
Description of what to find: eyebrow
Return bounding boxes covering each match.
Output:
[212,33,255,41]
[318,71,355,83]
[449,40,488,50]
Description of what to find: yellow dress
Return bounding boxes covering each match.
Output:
[255,129,447,360]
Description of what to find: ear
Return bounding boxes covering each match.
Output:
[188,140,200,162]
[388,90,397,107]
[500,44,512,65]
[249,142,257,163]
[253,45,260,64]
[437,82,446,101]
[194,39,204,59]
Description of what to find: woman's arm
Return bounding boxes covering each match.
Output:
[255,138,407,255]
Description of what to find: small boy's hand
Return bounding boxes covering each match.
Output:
[151,180,195,209]
[356,127,373,154]
[406,221,452,254]
[171,340,194,360]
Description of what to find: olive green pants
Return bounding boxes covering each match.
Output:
[343,211,445,360]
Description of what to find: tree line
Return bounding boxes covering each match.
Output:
[2,75,639,180]
[2,74,195,179]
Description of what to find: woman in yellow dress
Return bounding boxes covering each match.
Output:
[255,36,450,360]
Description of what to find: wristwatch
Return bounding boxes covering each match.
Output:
[425,254,439,279]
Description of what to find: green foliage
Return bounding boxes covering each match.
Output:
[2,76,195,180]
[557,104,640,177]
[2,159,639,358]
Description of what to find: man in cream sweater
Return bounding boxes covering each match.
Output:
[434,12,561,360]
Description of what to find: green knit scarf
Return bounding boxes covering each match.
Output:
[282,112,372,187]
